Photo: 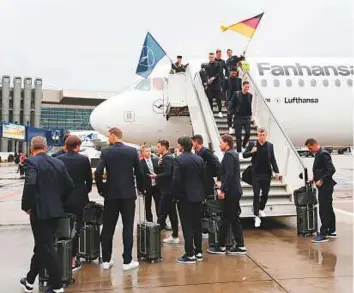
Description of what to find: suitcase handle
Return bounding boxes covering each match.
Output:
[307,204,315,230]
[138,191,148,254]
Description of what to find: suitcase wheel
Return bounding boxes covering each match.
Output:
[150,260,155,264]
[158,257,164,263]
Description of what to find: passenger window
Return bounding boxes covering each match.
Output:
[153,78,164,91]
[348,79,353,87]
[273,79,280,87]
[298,79,304,87]
[261,79,267,87]
[134,79,151,91]
[322,79,329,87]
[310,79,317,87]
[335,79,341,87]
[286,79,292,87]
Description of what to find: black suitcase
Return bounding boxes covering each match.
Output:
[136,195,163,263]
[56,213,77,240]
[208,216,234,248]
[39,239,74,287]
[296,205,318,236]
[83,202,104,225]
[294,183,318,206]
[78,223,101,263]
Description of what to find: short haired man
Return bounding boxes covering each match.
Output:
[205,52,223,117]
[57,135,93,271]
[226,49,245,73]
[225,66,242,134]
[215,49,229,100]
[173,136,205,263]
[20,136,74,293]
[243,127,280,228]
[52,133,69,157]
[171,55,187,73]
[191,134,221,197]
[208,134,246,255]
[305,138,337,243]
[95,128,144,271]
[140,145,161,223]
[151,140,179,244]
[228,80,253,153]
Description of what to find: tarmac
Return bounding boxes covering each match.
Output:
[0,155,352,293]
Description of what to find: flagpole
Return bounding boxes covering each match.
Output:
[243,12,265,55]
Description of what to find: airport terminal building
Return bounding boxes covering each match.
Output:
[0,75,117,152]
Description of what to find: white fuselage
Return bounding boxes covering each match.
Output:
[90,58,353,147]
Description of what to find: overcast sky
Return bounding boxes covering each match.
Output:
[0,0,352,91]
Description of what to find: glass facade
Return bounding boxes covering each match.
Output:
[40,107,94,130]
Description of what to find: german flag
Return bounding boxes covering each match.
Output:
[220,13,264,38]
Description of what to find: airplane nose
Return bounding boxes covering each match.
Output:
[90,100,111,134]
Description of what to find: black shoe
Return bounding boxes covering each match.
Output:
[176,254,196,264]
[328,231,337,239]
[72,260,82,272]
[207,246,226,255]
[228,246,247,255]
[195,253,203,262]
[20,278,33,293]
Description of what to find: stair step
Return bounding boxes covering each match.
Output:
[239,198,296,217]
[214,116,257,125]
[217,124,258,132]
[219,133,258,141]
[241,189,291,198]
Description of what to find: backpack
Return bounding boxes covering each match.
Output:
[209,153,221,177]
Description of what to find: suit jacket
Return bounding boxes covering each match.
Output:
[243,141,279,175]
[172,151,205,203]
[57,150,92,209]
[196,146,220,196]
[313,147,336,188]
[228,91,253,116]
[94,142,144,200]
[140,157,159,190]
[220,149,243,198]
[156,153,174,194]
[21,152,74,220]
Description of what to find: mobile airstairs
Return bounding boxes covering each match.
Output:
[162,67,308,218]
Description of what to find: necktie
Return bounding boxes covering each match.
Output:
[146,159,155,186]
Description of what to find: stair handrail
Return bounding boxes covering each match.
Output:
[241,70,308,186]
[192,72,222,156]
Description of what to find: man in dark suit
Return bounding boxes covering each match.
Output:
[305,138,337,243]
[57,135,92,271]
[191,134,220,197]
[140,145,160,222]
[95,128,144,271]
[173,136,205,264]
[225,67,242,134]
[228,81,253,152]
[52,133,69,157]
[150,140,179,244]
[208,134,246,255]
[243,127,280,228]
[20,136,74,293]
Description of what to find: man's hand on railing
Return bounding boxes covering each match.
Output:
[274,173,281,180]
[251,147,257,153]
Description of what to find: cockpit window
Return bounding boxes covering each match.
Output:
[153,78,164,91]
[134,79,151,91]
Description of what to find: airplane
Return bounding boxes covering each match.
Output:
[90,57,353,152]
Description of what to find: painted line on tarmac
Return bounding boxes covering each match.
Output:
[334,208,354,217]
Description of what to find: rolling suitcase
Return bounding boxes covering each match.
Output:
[56,213,77,240]
[136,194,163,263]
[296,205,318,237]
[208,216,234,249]
[39,239,74,287]
[83,202,104,225]
[78,223,101,263]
